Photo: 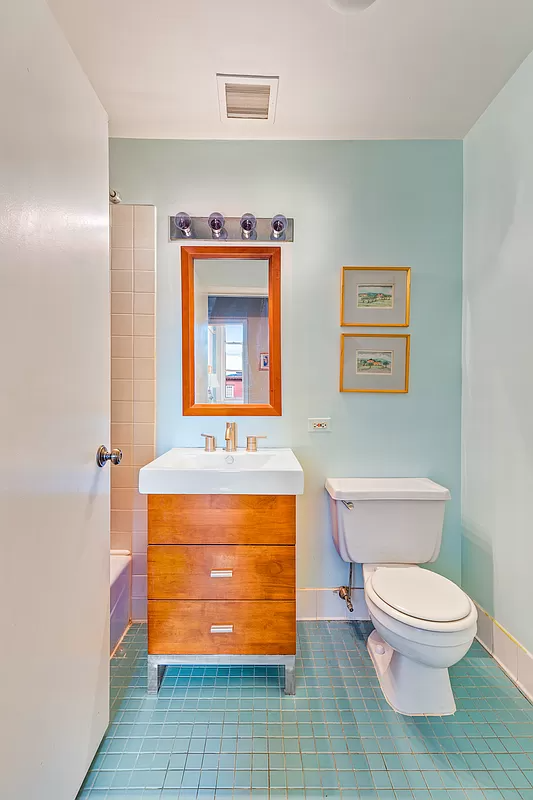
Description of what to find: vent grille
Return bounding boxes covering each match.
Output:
[217,74,279,124]
[225,83,271,120]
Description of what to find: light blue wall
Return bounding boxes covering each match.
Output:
[110,139,463,592]
[463,51,533,651]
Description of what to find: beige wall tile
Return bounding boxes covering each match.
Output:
[111,466,136,489]
[111,509,134,533]
[134,206,155,249]
[114,445,133,465]
[110,531,132,551]
[109,204,155,616]
[131,597,147,621]
[111,292,133,315]
[132,575,147,598]
[112,314,133,336]
[111,204,133,228]
[134,422,155,446]
[133,337,155,359]
[134,380,155,402]
[134,491,147,511]
[112,380,133,402]
[134,271,155,293]
[133,509,148,533]
[132,531,147,553]
[134,401,155,424]
[134,293,155,315]
[112,225,133,249]
[112,488,138,511]
[112,358,133,380]
[517,647,533,702]
[475,604,493,652]
[111,270,133,292]
[133,445,155,466]
[111,422,133,446]
[111,247,133,271]
[111,401,134,423]
[111,336,133,358]
[134,249,155,271]
[132,552,147,576]
[134,358,155,380]
[134,314,155,336]
[493,625,518,680]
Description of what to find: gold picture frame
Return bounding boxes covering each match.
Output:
[340,333,410,393]
[341,266,411,327]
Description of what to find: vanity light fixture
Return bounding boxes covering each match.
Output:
[175,211,193,238]
[208,212,227,239]
[270,214,288,241]
[240,213,257,240]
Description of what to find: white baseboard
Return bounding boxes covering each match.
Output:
[297,588,370,621]
[474,602,533,703]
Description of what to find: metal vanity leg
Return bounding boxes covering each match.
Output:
[147,657,165,695]
[284,657,296,695]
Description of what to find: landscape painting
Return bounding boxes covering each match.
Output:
[356,350,393,375]
[357,284,394,308]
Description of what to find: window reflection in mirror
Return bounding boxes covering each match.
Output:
[194,260,269,405]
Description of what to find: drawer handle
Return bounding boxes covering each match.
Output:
[210,569,233,578]
[210,624,233,634]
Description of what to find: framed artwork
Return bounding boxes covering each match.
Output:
[341,266,411,327]
[259,353,269,371]
[340,334,410,393]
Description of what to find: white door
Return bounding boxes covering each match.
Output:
[0,2,111,799]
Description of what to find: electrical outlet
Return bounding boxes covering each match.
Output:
[308,417,332,432]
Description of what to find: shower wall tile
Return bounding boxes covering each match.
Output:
[111,203,155,623]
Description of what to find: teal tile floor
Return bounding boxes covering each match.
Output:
[78,621,533,799]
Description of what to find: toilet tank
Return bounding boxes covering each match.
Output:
[325,478,451,565]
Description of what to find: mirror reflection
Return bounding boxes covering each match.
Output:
[194,259,269,405]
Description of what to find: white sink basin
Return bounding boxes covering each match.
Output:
[138,448,304,495]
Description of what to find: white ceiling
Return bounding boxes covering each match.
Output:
[48,0,533,140]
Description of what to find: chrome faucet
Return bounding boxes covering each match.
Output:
[224,421,237,452]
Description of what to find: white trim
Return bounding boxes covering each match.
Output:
[297,588,369,621]
[474,602,533,703]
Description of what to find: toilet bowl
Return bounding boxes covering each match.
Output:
[325,477,478,716]
[363,564,477,715]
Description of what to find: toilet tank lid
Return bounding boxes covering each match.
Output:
[325,478,451,501]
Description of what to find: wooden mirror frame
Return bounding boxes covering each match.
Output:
[181,246,282,416]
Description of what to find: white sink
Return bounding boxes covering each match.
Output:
[138,448,304,495]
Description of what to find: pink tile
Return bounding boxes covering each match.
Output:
[134,249,155,271]
[134,293,155,315]
[131,596,147,622]
[134,271,155,293]
[111,292,133,315]
[134,315,155,336]
[111,246,133,269]
[111,314,133,336]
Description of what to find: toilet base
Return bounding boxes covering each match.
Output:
[367,630,456,716]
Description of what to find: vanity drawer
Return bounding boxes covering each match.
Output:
[148,494,296,545]
[148,545,295,601]
[148,600,296,655]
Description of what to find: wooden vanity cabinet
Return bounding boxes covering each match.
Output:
[147,494,297,693]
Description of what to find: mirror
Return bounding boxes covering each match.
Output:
[181,246,281,416]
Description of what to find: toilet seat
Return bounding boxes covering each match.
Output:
[365,566,476,633]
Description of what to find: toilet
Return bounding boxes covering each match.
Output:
[325,478,477,716]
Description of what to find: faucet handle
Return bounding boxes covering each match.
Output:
[246,435,267,452]
[201,433,216,452]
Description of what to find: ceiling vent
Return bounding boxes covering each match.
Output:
[216,74,279,124]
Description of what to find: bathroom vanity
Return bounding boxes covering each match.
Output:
[139,446,304,695]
